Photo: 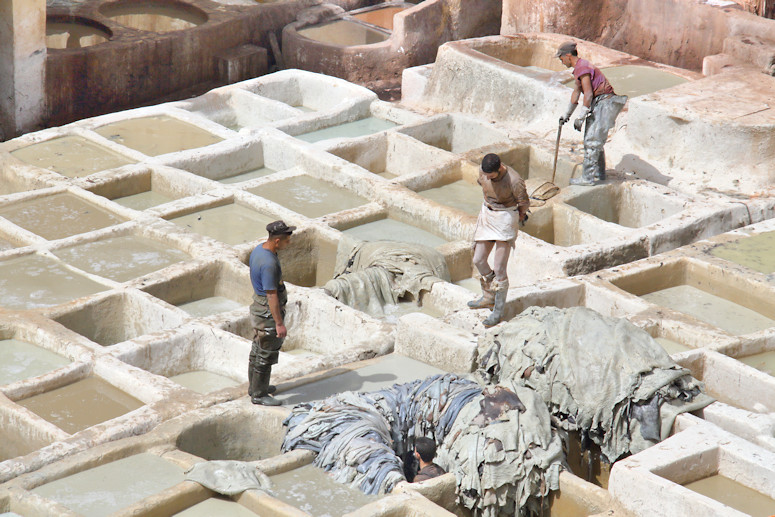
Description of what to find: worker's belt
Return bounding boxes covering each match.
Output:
[485,203,519,211]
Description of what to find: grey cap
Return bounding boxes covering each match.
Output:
[266,220,296,235]
[555,41,577,57]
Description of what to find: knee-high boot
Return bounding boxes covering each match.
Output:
[251,363,281,406]
[249,362,275,398]
[483,279,509,327]
[467,271,496,309]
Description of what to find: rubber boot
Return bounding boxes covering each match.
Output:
[569,177,596,186]
[467,272,496,309]
[249,363,275,397]
[251,364,281,406]
[483,280,508,327]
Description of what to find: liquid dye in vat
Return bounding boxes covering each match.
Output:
[419,180,482,215]
[18,376,143,434]
[710,231,775,274]
[683,474,775,516]
[640,285,775,336]
[298,19,389,46]
[177,296,244,317]
[738,350,775,376]
[269,464,381,516]
[0,339,70,385]
[95,115,222,157]
[32,453,184,517]
[0,192,124,240]
[352,6,407,31]
[218,166,277,184]
[10,135,134,178]
[249,176,367,218]
[101,3,206,33]
[53,235,189,282]
[547,490,593,517]
[654,337,691,355]
[169,370,239,394]
[295,117,398,144]
[46,22,110,49]
[0,254,107,310]
[170,204,274,245]
[562,65,688,98]
[113,190,174,210]
[455,277,482,294]
[565,433,610,489]
[343,218,447,247]
[382,300,444,323]
[174,497,259,517]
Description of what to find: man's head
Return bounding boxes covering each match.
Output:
[414,437,437,464]
[265,220,295,251]
[555,41,578,67]
[481,153,503,177]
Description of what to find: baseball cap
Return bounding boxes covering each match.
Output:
[555,41,577,57]
[266,220,296,235]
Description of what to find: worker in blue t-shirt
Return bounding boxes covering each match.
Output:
[248,220,295,406]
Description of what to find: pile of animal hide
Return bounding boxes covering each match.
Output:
[323,241,449,317]
[477,306,714,461]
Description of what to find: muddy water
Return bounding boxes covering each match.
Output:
[95,116,222,157]
[249,176,367,218]
[174,497,259,516]
[565,433,610,489]
[710,231,775,274]
[382,300,444,323]
[32,453,184,516]
[178,296,244,317]
[0,192,124,240]
[419,180,481,216]
[269,465,380,516]
[683,474,775,516]
[18,376,143,434]
[352,6,407,30]
[169,370,239,394]
[171,204,274,245]
[298,20,389,46]
[344,218,447,247]
[738,350,775,377]
[546,489,592,517]
[654,337,691,355]
[0,254,107,310]
[641,285,775,336]
[219,166,277,184]
[0,237,15,251]
[10,135,134,178]
[295,117,397,144]
[315,239,339,286]
[46,22,110,49]
[114,190,174,210]
[53,234,189,282]
[563,65,688,98]
[102,4,206,33]
[0,339,70,385]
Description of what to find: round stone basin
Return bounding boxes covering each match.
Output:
[563,65,688,98]
[100,1,208,33]
[297,19,389,46]
[46,19,111,49]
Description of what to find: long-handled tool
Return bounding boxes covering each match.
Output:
[529,123,562,206]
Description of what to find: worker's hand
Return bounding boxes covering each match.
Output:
[559,116,569,125]
[573,105,589,132]
[276,323,287,339]
[560,102,577,126]
[519,210,529,226]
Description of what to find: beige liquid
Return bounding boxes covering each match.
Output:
[295,117,397,144]
[95,115,222,157]
[641,285,775,336]
[0,192,124,240]
[738,350,775,377]
[114,190,174,210]
[0,339,70,385]
[269,465,380,516]
[275,354,445,405]
[46,22,110,49]
[18,376,143,434]
[219,166,277,184]
[352,6,407,30]
[343,218,447,247]
[170,204,274,245]
[455,277,482,294]
[710,231,775,274]
[382,300,443,323]
[563,65,688,98]
[178,296,244,317]
[547,489,592,517]
[654,337,691,355]
[10,135,134,178]
[298,20,389,46]
[249,176,367,218]
[32,453,184,517]
[419,180,481,216]
[169,370,239,394]
[683,474,775,516]
[315,239,339,286]
[53,234,189,282]
[174,497,259,516]
[565,433,610,489]
[102,4,206,33]
[0,237,15,251]
[0,254,107,310]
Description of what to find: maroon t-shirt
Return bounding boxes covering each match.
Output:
[573,58,614,97]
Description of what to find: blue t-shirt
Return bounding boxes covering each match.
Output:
[249,245,282,296]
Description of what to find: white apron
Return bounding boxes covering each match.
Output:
[473,204,519,245]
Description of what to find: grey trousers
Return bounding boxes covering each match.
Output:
[582,94,627,181]
[249,296,285,368]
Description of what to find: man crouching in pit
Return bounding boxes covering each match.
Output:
[467,153,529,327]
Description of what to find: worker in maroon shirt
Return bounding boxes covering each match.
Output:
[557,41,628,186]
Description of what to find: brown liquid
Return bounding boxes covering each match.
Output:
[565,433,610,489]
[0,192,124,240]
[101,4,206,33]
[46,22,110,49]
[170,204,274,245]
[352,6,407,30]
[249,176,367,218]
[298,20,389,46]
[10,136,134,177]
[18,376,143,434]
[95,115,222,157]
[562,65,688,98]
[683,474,775,516]
[545,489,592,516]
